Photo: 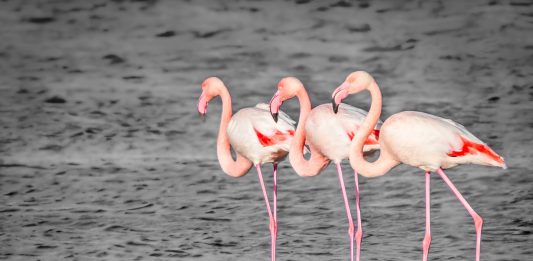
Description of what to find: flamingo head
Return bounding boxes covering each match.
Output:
[331,71,373,113]
[198,77,224,121]
[269,77,303,122]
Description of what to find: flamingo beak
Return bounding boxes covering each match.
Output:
[269,90,282,123]
[331,82,350,114]
[197,94,208,122]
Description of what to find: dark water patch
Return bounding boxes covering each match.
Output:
[208,239,238,247]
[102,54,126,64]
[105,225,152,233]
[440,55,462,61]
[67,69,84,74]
[36,244,58,249]
[289,52,312,59]
[212,44,244,50]
[70,131,84,138]
[197,189,217,194]
[156,30,176,37]
[4,191,18,196]
[127,203,153,210]
[346,24,371,33]
[193,217,232,222]
[0,208,20,213]
[89,110,106,116]
[125,210,156,214]
[488,96,500,102]
[126,241,153,247]
[234,51,264,59]
[71,209,106,213]
[73,220,98,227]
[104,179,125,183]
[364,43,414,52]
[191,29,230,39]
[295,0,313,4]
[25,17,55,24]
[424,27,461,36]
[220,194,253,201]
[510,1,532,6]
[239,7,260,13]
[165,249,189,257]
[329,55,349,62]
[17,76,40,82]
[122,75,145,81]
[331,1,352,8]
[39,144,63,151]
[306,251,333,255]
[23,220,47,227]
[45,96,67,103]
[85,127,102,134]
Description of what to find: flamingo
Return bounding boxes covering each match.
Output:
[331,71,506,261]
[197,77,297,261]
[269,77,381,261]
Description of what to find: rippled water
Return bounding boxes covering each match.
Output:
[1,0,532,260]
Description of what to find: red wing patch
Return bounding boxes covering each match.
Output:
[448,136,503,163]
[346,129,380,145]
[255,129,294,147]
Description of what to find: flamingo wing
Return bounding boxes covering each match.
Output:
[228,103,295,147]
[337,103,382,144]
[419,112,504,166]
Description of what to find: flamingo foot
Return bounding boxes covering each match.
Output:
[349,223,355,261]
[270,220,277,261]
[473,214,483,261]
[422,233,431,261]
[355,227,362,261]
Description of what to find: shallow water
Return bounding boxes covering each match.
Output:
[1,0,532,260]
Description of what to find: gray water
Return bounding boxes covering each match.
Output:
[1,0,532,260]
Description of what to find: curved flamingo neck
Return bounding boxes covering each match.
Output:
[289,87,330,177]
[349,80,399,177]
[215,86,252,177]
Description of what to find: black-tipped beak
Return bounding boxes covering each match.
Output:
[199,112,206,122]
[271,112,278,123]
[332,98,340,114]
[269,91,281,123]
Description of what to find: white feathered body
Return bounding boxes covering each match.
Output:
[379,111,506,171]
[305,103,381,163]
[227,103,296,165]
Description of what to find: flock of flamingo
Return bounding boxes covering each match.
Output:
[196,71,506,261]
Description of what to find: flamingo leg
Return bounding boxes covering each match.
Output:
[423,171,431,261]
[272,163,278,249]
[353,170,362,261]
[256,164,276,261]
[436,168,483,261]
[336,162,354,261]
[273,163,278,228]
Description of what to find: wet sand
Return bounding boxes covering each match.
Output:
[1,0,532,260]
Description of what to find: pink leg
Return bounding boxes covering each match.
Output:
[336,163,354,261]
[256,164,276,261]
[273,163,278,226]
[422,171,431,261]
[353,171,362,261]
[272,163,278,250]
[436,168,482,261]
